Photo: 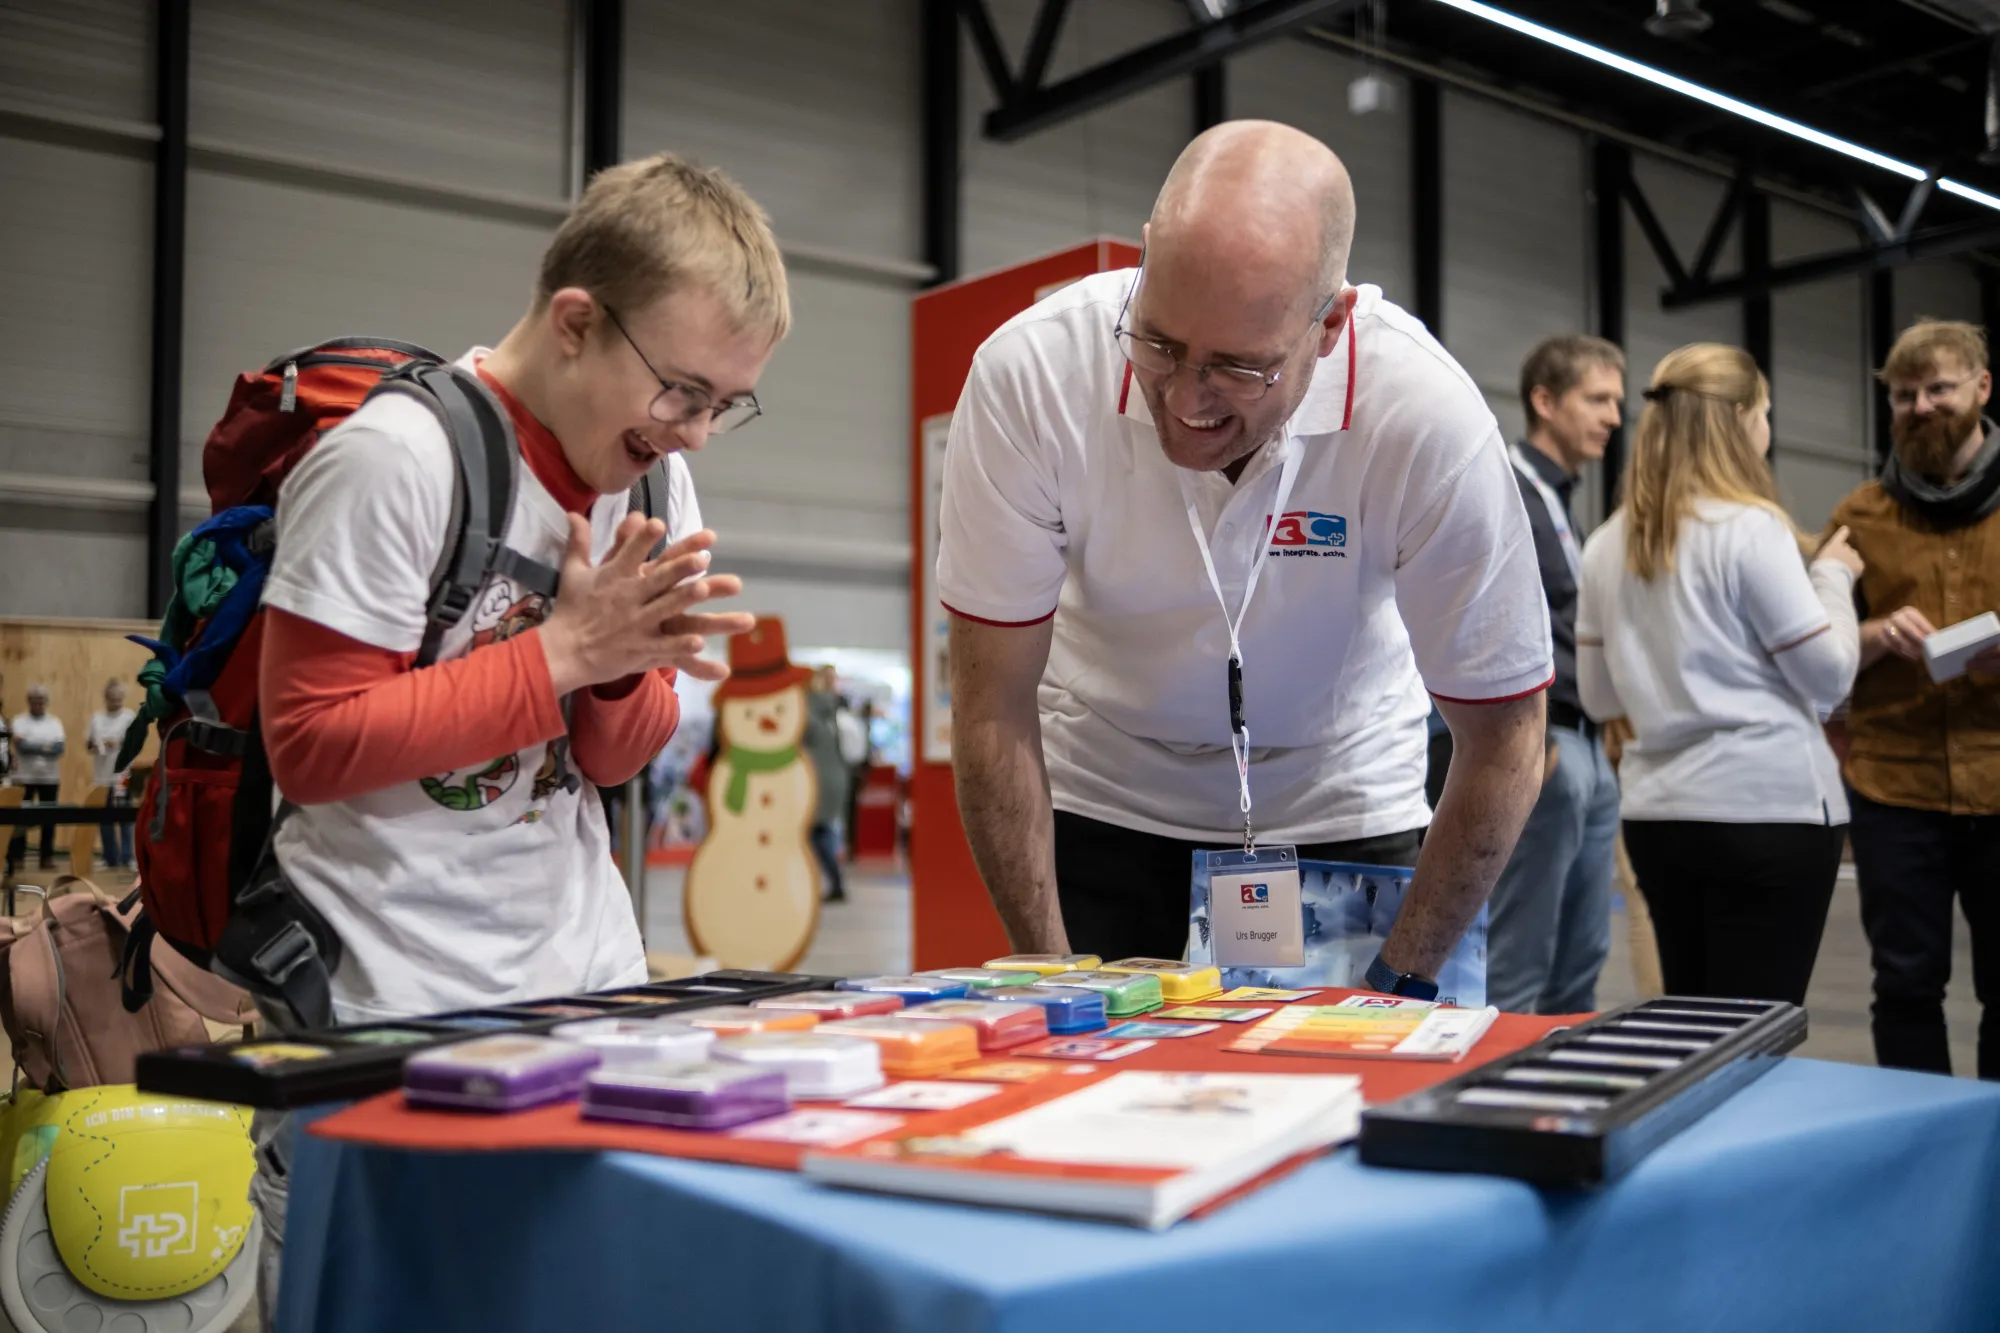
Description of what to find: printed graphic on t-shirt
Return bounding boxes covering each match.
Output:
[468,582,550,651]
[421,753,520,810]
[419,577,549,813]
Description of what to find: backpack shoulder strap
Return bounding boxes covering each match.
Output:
[630,461,672,560]
[370,363,558,667]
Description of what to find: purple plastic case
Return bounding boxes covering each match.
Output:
[403,1035,601,1112]
[579,1060,791,1130]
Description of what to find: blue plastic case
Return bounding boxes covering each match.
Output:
[973,985,1107,1035]
[835,975,971,1002]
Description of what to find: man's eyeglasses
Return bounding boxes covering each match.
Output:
[604,306,762,434]
[1888,377,1973,411]
[1112,271,1339,404]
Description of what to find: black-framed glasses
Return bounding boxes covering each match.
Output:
[1112,269,1340,403]
[604,306,763,434]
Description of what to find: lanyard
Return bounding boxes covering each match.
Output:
[1177,442,1305,852]
[1508,444,1581,581]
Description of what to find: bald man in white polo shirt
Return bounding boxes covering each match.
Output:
[940,121,1551,1000]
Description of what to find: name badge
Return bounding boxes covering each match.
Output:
[1204,845,1305,968]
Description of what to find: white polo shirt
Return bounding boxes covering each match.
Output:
[937,271,1553,844]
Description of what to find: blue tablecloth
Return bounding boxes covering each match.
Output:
[279,1058,2000,1333]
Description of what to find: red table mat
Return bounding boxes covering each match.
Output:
[312,994,1579,1172]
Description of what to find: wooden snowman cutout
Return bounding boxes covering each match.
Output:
[685,616,821,970]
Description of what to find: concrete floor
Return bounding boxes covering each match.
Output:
[646,857,1988,1077]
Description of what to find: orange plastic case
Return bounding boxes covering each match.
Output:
[818,1016,983,1076]
[684,1006,820,1036]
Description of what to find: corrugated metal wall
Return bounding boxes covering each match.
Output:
[0,0,1985,633]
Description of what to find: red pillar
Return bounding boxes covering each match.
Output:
[909,238,1142,969]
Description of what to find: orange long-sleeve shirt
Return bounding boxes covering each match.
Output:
[259,362,680,806]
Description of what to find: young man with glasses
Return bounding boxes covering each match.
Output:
[940,121,1550,998]
[246,153,783,1318]
[1831,319,2000,1079]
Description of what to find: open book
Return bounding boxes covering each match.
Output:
[802,1071,1361,1229]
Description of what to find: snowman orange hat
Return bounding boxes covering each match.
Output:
[713,616,814,702]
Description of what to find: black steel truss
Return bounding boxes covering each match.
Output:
[957,0,1361,142]
[1609,136,2000,310]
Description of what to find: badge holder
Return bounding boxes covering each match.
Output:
[1202,844,1306,968]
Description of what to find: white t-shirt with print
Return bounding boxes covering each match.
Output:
[263,350,701,1023]
[937,272,1553,844]
[10,714,64,787]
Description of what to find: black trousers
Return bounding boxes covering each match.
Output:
[5,783,59,871]
[1621,819,1843,1007]
[1052,810,1424,962]
[1848,789,2000,1081]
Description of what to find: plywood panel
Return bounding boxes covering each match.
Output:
[0,618,161,801]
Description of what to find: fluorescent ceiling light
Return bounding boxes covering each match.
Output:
[1430,0,2000,214]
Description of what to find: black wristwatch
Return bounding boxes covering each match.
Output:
[1364,952,1440,1001]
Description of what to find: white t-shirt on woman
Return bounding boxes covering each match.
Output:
[1577,499,1858,825]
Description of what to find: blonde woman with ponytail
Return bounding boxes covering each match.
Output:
[1576,343,1862,1006]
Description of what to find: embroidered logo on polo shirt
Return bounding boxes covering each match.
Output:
[1267,510,1347,557]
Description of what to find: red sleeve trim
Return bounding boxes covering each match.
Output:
[942,601,1056,629]
[1430,672,1555,706]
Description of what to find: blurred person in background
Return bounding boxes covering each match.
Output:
[87,678,137,869]
[1485,335,1626,1015]
[1578,343,1861,1006]
[1831,319,2000,1079]
[7,684,64,873]
[803,665,853,903]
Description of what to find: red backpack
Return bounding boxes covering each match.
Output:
[121,339,668,1027]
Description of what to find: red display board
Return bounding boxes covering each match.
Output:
[909,238,1142,970]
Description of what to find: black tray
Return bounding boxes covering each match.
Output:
[1357,996,1805,1185]
[135,970,834,1109]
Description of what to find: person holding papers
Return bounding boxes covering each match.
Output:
[938,121,1552,1003]
[1830,319,2000,1080]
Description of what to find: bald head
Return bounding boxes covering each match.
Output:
[1150,120,1355,307]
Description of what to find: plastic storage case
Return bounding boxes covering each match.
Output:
[711,1032,886,1098]
[580,1060,791,1130]
[1098,958,1225,1002]
[548,1018,717,1065]
[1034,971,1164,1016]
[749,990,905,1020]
[684,1006,821,1036]
[916,968,1025,990]
[973,985,1108,1035]
[403,1036,601,1112]
[897,999,1049,1052]
[818,1016,983,1076]
[983,954,1102,978]
[835,976,971,1002]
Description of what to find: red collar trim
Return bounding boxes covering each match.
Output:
[474,363,595,515]
[1118,362,1134,416]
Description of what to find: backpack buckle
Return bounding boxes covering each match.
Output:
[249,921,317,986]
[184,719,249,758]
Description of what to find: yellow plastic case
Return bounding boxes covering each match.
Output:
[1098,958,1225,1002]
[818,1016,982,1076]
[982,953,1102,978]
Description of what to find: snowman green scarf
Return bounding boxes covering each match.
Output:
[722,743,798,814]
